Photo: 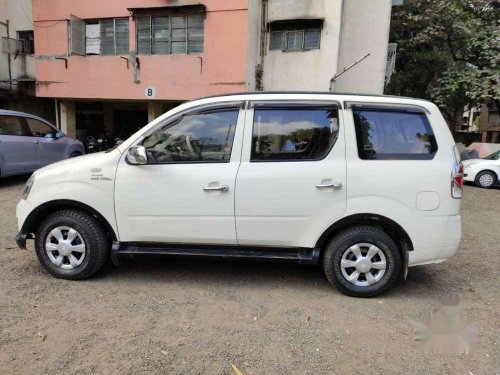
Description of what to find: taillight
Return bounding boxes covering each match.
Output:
[451,163,463,198]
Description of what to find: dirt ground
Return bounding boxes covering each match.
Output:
[0,175,499,375]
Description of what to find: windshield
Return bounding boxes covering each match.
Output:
[484,150,500,160]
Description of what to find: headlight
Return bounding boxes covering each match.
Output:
[23,174,35,200]
[463,163,474,171]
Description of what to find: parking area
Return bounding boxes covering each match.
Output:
[0,176,499,375]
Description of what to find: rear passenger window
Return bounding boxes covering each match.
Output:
[0,116,27,136]
[251,106,339,161]
[352,110,437,160]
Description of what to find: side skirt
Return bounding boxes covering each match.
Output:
[111,242,320,266]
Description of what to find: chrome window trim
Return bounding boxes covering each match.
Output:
[344,101,431,114]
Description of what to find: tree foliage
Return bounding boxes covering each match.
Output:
[386,0,500,128]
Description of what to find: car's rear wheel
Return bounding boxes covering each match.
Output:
[69,152,82,158]
[475,171,496,188]
[35,209,109,280]
[323,226,402,297]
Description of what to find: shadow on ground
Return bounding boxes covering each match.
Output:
[80,254,447,299]
[0,174,30,188]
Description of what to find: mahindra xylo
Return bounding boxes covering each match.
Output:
[15,93,463,297]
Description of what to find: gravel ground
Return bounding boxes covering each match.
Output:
[0,175,499,375]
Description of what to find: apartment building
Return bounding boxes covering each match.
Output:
[32,0,393,139]
[479,102,500,143]
[1,0,55,123]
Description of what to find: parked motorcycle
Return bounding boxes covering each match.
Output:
[85,133,124,153]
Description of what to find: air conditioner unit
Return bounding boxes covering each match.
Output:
[1,37,18,54]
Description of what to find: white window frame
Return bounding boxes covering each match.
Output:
[270,29,321,52]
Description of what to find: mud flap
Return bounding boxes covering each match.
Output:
[110,241,121,266]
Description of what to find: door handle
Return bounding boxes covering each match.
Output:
[33,140,41,144]
[316,182,343,189]
[203,185,229,192]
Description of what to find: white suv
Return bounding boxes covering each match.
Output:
[15,93,463,297]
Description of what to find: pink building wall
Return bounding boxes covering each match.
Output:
[33,0,249,101]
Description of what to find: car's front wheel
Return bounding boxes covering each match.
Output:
[35,209,109,279]
[475,170,496,189]
[323,226,402,297]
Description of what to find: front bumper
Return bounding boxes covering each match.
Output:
[15,199,35,250]
[15,231,27,249]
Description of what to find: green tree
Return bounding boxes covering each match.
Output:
[386,0,500,129]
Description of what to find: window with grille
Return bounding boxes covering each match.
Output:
[268,19,322,52]
[270,30,321,51]
[136,14,204,55]
[85,18,129,56]
[17,30,34,54]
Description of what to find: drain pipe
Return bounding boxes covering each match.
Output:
[0,20,12,94]
[55,98,60,129]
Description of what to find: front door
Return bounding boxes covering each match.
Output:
[115,103,245,245]
[24,117,65,168]
[0,115,35,175]
[235,102,347,248]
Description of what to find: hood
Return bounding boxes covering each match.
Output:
[33,150,121,178]
[462,158,482,166]
[462,158,499,168]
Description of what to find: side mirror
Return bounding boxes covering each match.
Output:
[55,131,64,139]
[127,146,148,165]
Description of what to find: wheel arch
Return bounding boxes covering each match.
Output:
[476,169,499,180]
[64,143,86,158]
[315,213,414,255]
[22,199,117,242]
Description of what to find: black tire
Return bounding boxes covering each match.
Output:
[475,170,496,189]
[323,226,402,297]
[35,209,109,280]
[69,152,82,158]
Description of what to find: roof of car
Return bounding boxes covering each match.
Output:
[0,109,54,125]
[0,109,33,117]
[197,91,428,102]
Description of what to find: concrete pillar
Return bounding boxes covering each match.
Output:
[60,100,76,137]
[148,101,163,123]
[103,103,114,133]
[482,131,489,143]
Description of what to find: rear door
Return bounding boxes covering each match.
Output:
[24,117,65,168]
[235,101,347,248]
[0,115,36,175]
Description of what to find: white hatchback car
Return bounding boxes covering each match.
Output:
[15,93,463,297]
[463,150,500,188]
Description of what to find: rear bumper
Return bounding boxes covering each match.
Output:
[408,215,461,266]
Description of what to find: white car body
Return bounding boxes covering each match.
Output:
[462,156,500,185]
[16,93,462,281]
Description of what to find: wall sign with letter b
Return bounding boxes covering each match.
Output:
[145,87,156,99]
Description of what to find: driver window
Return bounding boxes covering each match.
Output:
[142,108,239,163]
[25,118,57,138]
